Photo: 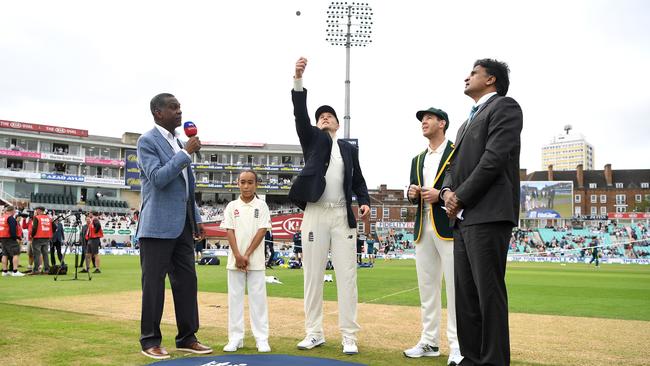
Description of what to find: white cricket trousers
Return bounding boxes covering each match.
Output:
[415,212,459,351]
[227,269,269,342]
[301,203,360,339]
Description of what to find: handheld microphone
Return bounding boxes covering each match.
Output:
[183,121,202,160]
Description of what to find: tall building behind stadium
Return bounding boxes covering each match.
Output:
[541,125,594,171]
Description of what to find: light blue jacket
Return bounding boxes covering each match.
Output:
[136,127,202,239]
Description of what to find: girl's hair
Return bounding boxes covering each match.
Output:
[238,169,258,182]
[238,169,259,198]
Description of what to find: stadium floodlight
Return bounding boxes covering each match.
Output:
[325,2,374,139]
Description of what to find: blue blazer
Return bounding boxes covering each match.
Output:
[136,127,202,239]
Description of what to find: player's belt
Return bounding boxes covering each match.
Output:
[308,202,345,209]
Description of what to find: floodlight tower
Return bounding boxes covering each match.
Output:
[325,2,373,139]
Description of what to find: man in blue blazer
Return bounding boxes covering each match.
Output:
[136,93,212,360]
[290,57,370,355]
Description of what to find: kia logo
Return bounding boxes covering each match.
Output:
[282,217,302,234]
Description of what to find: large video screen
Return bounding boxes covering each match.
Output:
[520,181,573,219]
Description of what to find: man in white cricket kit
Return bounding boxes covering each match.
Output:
[407,107,463,365]
[289,57,371,355]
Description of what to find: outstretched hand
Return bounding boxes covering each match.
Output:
[295,57,308,79]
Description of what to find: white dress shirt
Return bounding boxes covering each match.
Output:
[422,139,448,212]
[154,124,190,199]
[473,91,498,114]
[318,137,346,205]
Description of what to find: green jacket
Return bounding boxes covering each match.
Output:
[409,140,455,242]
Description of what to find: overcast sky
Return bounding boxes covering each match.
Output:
[1,0,649,190]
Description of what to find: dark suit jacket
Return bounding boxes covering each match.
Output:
[409,140,455,241]
[442,95,523,227]
[289,89,370,228]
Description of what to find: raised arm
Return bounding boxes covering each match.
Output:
[292,57,317,148]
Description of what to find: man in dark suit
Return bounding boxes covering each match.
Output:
[290,57,370,355]
[136,93,212,360]
[441,59,523,366]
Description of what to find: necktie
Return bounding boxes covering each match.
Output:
[468,105,479,123]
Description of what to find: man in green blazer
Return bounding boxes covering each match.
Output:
[405,107,463,366]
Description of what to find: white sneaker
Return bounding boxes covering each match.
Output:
[297,335,325,350]
[403,342,440,358]
[11,271,25,277]
[222,339,243,352]
[256,339,271,353]
[1,272,8,277]
[447,348,464,365]
[342,336,358,355]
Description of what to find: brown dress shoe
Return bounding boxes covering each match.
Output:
[141,346,170,360]
[177,341,213,354]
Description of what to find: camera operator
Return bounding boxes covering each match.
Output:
[1,206,25,277]
[81,212,103,274]
[50,216,65,267]
[30,206,53,275]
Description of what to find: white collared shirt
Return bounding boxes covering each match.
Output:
[221,197,272,271]
[154,124,190,198]
[473,91,498,113]
[318,137,346,205]
[422,139,448,211]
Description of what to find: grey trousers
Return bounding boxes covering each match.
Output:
[32,238,51,272]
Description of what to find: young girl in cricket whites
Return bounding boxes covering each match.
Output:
[221,170,272,353]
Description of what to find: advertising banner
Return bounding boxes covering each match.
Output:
[124,149,141,190]
[40,152,85,163]
[0,149,41,159]
[85,157,126,167]
[376,221,415,229]
[40,173,85,183]
[271,213,303,240]
[608,213,650,219]
[201,222,228,238]
[0,119,88,137]
[520,181,573,219]
[85,176,126,186]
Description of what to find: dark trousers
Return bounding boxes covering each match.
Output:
[139,216,199,350]
[266,241,275,267]
[454,221,511,366]
[50,241,63,266]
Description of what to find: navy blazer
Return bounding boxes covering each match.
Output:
[289,89,370,228]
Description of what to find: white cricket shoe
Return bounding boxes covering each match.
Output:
[447,348,464,365]
[342,336,358,355]
[403,342,440,358]
[256,339,271,353]
[222,339,243,352]
[11,271,25,277]
[297,335,325,350]
[1,272,9,277]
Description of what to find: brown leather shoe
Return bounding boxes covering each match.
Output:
[177,341,213,354]
[141,346,170,360]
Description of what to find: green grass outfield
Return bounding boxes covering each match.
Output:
[0,255,648,365]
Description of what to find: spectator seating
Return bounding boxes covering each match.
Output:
[31,192,76,205]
